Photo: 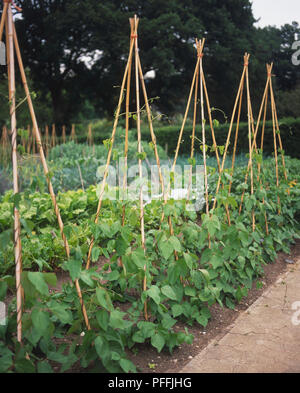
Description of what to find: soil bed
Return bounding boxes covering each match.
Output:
[125,238,300,373]
[5,240,299,373]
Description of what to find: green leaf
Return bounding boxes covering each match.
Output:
[0,345,13,372]
[94,336,110,362]
[210,254,223,269]
[172,304,183,317]
[91,247,101,262]
[132,330,145,343]
[136,152,147,160]
[162,314,177,330]
[109,310,131,330]
[13,193,22,209]
[79,270,94,287]
[120,358,136,373]
[169,236,182,252]
[239,231,250,245]
[106,270,120,281]
[96,287,113,311]
[47,351,68,364]
[28,272,49,296]
[196,313,209,327]
[0,281,8,301]
[96,309,109,331]
[225,297,235,310]
[159,241,173,260]
[37,361,53,373]
[15,358,35,373]
[31,309,51,336]
[48,301,73,324]
[131,248,146,269]
[188,157,196,167]
[256,281,263,289]
[161,285,177,301]
[151,333,165,353]
[199,269,210,284]
[146,285,161,305]
[137,321,156,338]
[111,351,121,361]
[213,119,220,128]
[210,217,220,236]
[43,273,57,287]
[62,258,82,281]
[184,286,196,297]
[115,237,128,256]
[183,253,194,270]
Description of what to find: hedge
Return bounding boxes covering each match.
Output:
[11,117,300,159]
[78,117,300,159]
[140,117,300,159]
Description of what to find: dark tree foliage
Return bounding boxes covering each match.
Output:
[15,0,98,124]
[84,0,257,121]
[9,0,300,125]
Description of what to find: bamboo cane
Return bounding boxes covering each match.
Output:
[269,77,280,213]
[1,126,9,167]
[228,82,244,195]
[62,125,66,144]
[121,19,134,225]
[0,0,8,42]
[12,23,90,330]
[132,15,148,320]
[258,67,269,177]
[159,40,205,230]
[239,63,273,214]
[86,21,136,270]
[187,59,199,201]
[118,20,134,271]
[259,72,270,235]
[87,124,92,147]
[270,78,288,184]
[200,46,232,224]
[201,70,221,174]
[51,124,56,148]
[171,41,205,175]
[212,55,248,212]
[137,53,165,197]
[245,56,255,231]
[236,64,272,235]
[199,52,209,215]
[45,124,49,157]
[71,124,76,142]
[137,32,181,268]
[260,88,268,153]
[7,3,22,343]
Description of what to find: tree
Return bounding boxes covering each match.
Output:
[13,1,299,125]
[15,0,100,125]
[87,0,257,121]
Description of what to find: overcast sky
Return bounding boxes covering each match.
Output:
[251,0,300,27]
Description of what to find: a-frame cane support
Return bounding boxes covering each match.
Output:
[1,1,91,332]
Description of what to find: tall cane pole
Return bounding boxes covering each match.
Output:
[7,2,23,343]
